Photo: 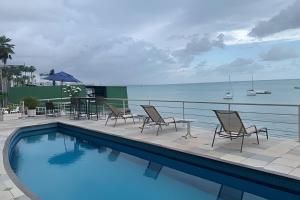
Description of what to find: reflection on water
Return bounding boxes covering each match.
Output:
[108,150,120,162]
[47,133,56,141]
[11,132,279,200]
[48,136,85,166]
[144,161,163,180]
[97,146,107,153]
[217,185,244,200]
[23,135,43,143]
[48,150,85,165]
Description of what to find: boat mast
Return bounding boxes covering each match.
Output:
[229,74,233,95]
[251,74,254,91]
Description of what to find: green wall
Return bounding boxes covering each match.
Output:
[106,86,128,99]
[8,85,128,109]
[106,86,128,108]
[8,85,86,104]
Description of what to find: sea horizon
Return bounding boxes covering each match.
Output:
[125,78,300,87]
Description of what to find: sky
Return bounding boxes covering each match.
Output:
[1,0,300,85]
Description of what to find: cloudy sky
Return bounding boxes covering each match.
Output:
[1,0,300,85]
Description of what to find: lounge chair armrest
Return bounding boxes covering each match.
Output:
[165,117,176,122]
[246,125,257,129]
[246,125,257,133]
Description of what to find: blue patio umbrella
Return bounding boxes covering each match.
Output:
[44,71,80,83]
[44,71,81,100]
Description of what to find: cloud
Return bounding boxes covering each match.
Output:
[260,46,299,61]
[216,58,265,73]
[249,1,300,37]
[0,0,298,84]
[63,37,177,85]
[173,34,225,65]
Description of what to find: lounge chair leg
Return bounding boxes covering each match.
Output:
[114,118,118,127]
[212,127,218,147]
[256,132,259,144]
[132,117,135,124]
[156,125,162,136]
[240,133,245,152]
[141,118,146,133]
[96,105,99,120]
[105,114,110,126]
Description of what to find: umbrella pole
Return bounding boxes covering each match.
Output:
[60,81,63,115]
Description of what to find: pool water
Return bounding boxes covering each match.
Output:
[10,130,280,200]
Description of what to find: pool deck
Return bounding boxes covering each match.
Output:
[1,114,300,199]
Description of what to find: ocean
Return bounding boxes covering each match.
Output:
[127,79,300,139]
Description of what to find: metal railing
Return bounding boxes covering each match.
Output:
[35,97,300,141]
[104,98,300,141]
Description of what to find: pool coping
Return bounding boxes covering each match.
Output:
[3,122,300,200]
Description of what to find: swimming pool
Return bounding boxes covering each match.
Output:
[4,123,300,200]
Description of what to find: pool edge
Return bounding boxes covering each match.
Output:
[3,122,59,200]
[3,122,300,200]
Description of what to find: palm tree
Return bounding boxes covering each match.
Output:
[22,65,30,84]
[49,69,56,85]
[28,65,36,84]
[0,36,15,107]
[0,36,14,65]
[12,65,22,86]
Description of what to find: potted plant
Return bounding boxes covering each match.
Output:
[23,96,38,117]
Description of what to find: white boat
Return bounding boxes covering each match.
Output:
[247,75,256,96]
[224,75,233,99]
[256,90,271,94]
[224,92,233,99]
[247,89,256,96]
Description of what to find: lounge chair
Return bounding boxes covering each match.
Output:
[105,103,135,127]
[212,110,268,152]
[140,105,177,135]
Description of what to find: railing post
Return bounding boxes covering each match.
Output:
[182,101,185,119]
[0,107,3,121]
[228,103,231,111]
[21,101,25,119]
[122,99,126,114]
[298,106,300,142]
[102,104,105,117]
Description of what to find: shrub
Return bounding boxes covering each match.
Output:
[62,85,82,97]
[23,96,38,109]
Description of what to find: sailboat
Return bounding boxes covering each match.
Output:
[247,74,256,96]
[224,75,233,99]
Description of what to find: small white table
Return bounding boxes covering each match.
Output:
[176,119,197,139]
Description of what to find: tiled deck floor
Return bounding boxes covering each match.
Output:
[1,114,300,199]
